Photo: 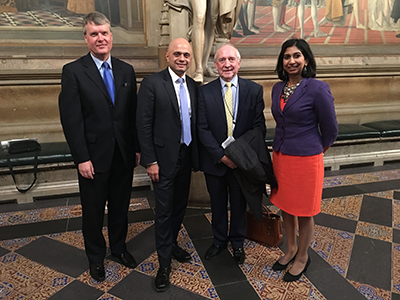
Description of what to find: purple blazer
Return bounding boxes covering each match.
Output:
[271,77,338,156]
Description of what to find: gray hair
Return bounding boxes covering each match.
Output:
[82,11,111,35]
[214,44,241,62]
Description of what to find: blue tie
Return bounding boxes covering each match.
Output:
[102,62,115,104]
[178,78,191,146]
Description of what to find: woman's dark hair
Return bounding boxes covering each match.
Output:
[275,39,316,81]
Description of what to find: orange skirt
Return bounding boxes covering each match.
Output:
[270,151,324,217]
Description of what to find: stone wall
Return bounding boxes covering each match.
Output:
[1,67,399,144]
[1,52,399,205]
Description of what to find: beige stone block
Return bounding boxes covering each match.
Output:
[188,171,210,208]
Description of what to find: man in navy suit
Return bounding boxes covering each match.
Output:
[136,38,199,292]
[197,44,266,264]
[59,12,140,282]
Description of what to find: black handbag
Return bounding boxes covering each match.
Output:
[6,139,41,193]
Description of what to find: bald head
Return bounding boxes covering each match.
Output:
[214,44,241,82]
[166,38,193,77]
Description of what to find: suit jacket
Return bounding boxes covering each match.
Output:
[59,53,140,172]
[225,127,277,221]
[271,77,338,156]
[136,68,199,177]
[197,76,266,176]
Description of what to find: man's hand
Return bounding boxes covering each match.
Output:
[135,153,141,167]
[147,163,160,182]
[78,160,95,179]
[221,155,237,169]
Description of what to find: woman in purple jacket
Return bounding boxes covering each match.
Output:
[270,39,338,282]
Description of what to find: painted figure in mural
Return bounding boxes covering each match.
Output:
[298,0,327,38]
[165,0,241,83]
[392,0,400,22]
[272,0,293,33]
[368,0,400,31]
[233,0,260,36]
[318,0,365,29]
[391,0,400,36]
[244,0,260,33]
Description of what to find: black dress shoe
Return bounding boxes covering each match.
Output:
[89,262,105,282]
[233,247,245,265]
[205,244,226,260]
[111,251,137,269]
[155,266,171,292]
[272,252,297,271]
[172,243,192,263]
[283,257,311,282]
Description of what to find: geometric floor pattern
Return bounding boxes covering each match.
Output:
[0,163,399,299]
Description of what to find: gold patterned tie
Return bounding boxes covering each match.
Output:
[224,82,233,137]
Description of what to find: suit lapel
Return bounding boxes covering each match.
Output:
[111,57,123,105]
[209,79,226,119]
[162,69,180,116]
[273,81,285,116]
[236,77,249,124]
[187,78,197,125]
[282,77,309,112]
[82,53,111,103]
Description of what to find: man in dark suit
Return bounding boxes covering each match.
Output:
[197,44,266,265]
[59,12,140,282]
[136,38,199,292]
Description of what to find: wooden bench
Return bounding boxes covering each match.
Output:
[265,121,400,170]
[0,142,150,204]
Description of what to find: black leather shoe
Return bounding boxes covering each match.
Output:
[172,243,192,263]
[233,247,245,265]
[205,244,226,260]
[111,251,137,269]
[272,252,297,271]
[283,257,311,282]
[155,266,171,292]
[89,262,105,282]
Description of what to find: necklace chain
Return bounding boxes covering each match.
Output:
[282,79,302,102]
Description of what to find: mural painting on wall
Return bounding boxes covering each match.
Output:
[231,0,400,45]
[0,0,120,28]
[0,0,399,45]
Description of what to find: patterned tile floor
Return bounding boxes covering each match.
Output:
[0,163,399,299]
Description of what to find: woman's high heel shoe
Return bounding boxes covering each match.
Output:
[283,257,311,282]
[272,252,297,271]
